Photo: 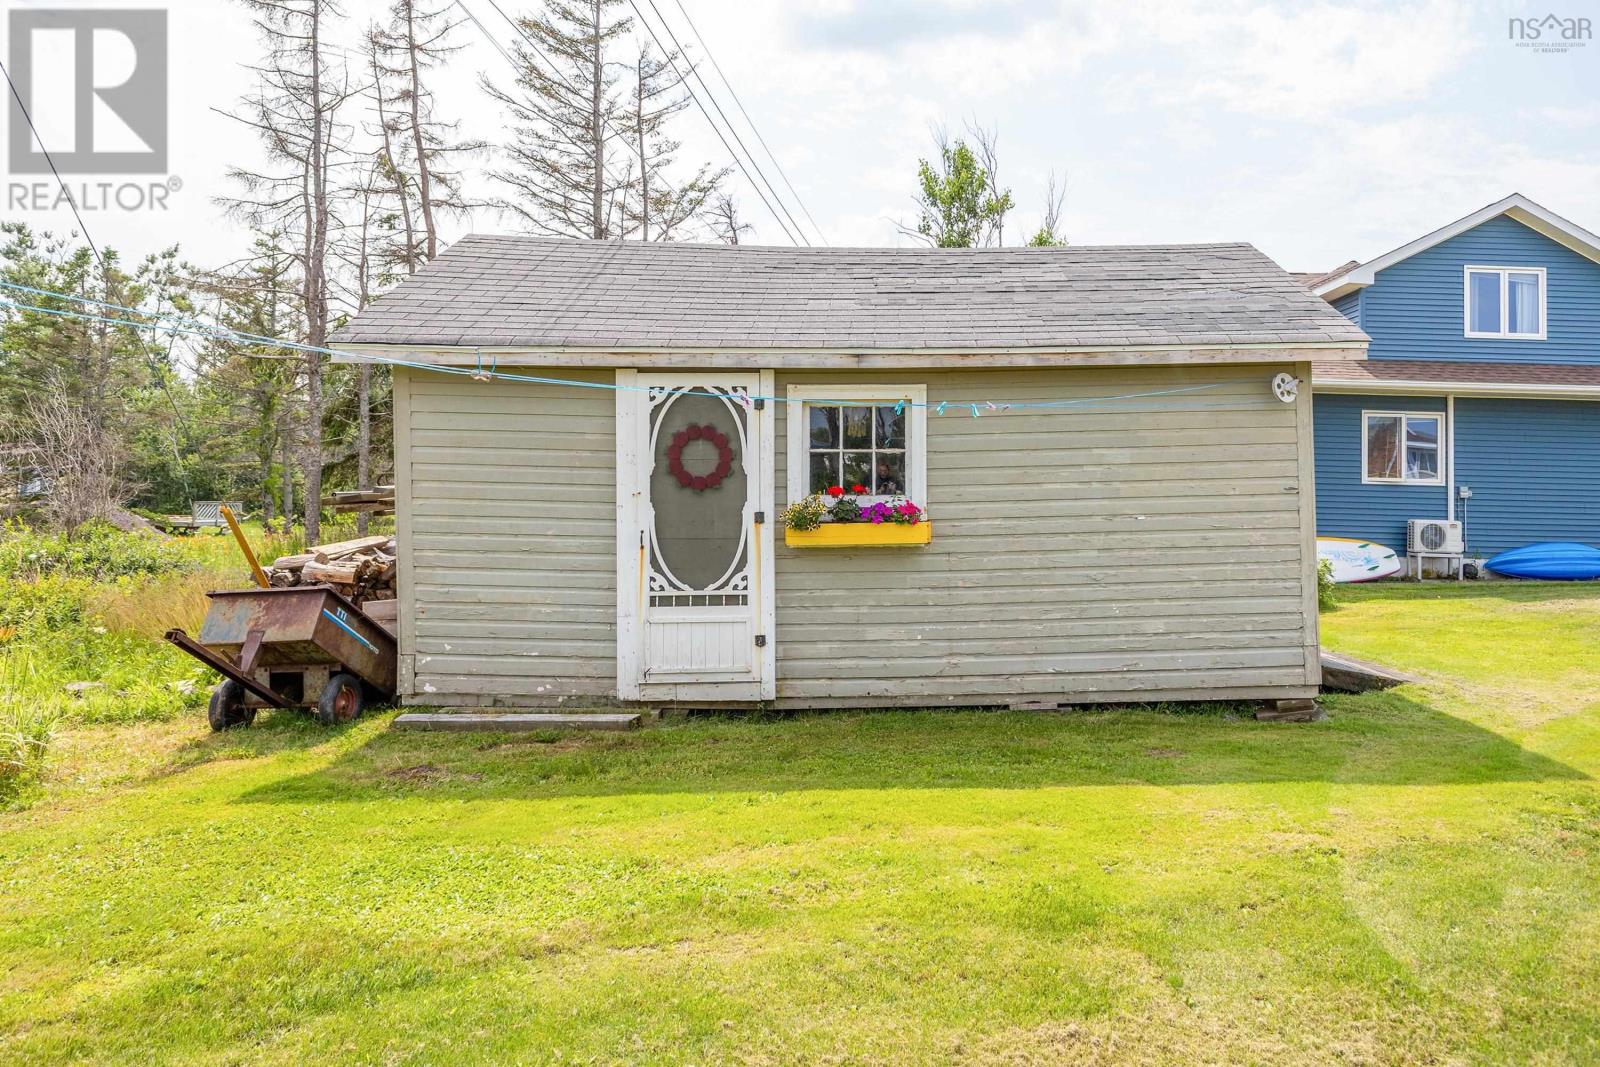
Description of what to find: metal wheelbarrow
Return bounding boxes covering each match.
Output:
[165,585,398,730]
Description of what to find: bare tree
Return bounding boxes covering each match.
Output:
[1026,172,1067,247]
[483,0,636,238]
[623,45,725,241]
[22,393,132,533]
[964,120,1010,247]
[221,0,357,544]
[707,192,752,245]
[366,1,483,270]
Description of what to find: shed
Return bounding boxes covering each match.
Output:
[334,238,1368,711]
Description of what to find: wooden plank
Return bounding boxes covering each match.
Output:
[308,534,391,562]
[1293,359,1322,689]
[392,712,640,732]
[1320,650,1421,692]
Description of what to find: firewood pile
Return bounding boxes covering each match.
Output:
[266,534,397,604]
[324,486,395,515]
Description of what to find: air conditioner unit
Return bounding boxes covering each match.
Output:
[1407,519,1464,554]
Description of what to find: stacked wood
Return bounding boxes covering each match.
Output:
[324,486,396,515]
[266,534,397,604]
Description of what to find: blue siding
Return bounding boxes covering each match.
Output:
[1361,215,1600,364]
[1331,290,1361,327]
[1312,393,1447,551]
[1454,398,1600,556]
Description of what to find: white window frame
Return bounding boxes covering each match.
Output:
[1361,410,1445,486]
[1463,265,1547,340]
[785,383,928,508]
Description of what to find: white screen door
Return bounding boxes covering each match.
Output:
[617,371,774,701]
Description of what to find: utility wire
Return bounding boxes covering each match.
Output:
[0,57,105,272]
[456,0,692,231]
[0,54,195,492]
[463,0,808,246]
[667,0,826,245]
[625,0,805,245]
[0,280,1241,417]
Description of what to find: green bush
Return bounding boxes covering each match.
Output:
[1317,558,1338,611]
[0,520,190,582]
[0,700,58,804]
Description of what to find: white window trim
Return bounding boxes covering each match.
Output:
[786,383,928,509]
[1463,265,1547,340]
[1361,410,1446,486]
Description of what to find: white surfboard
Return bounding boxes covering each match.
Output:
[1317,537,1402,583]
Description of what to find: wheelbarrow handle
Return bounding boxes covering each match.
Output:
[163,629,294,708]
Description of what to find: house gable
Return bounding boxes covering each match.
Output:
[1318,204,1600,367]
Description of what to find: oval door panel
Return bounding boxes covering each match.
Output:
[648,389,749,592]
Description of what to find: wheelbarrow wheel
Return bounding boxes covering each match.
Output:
[207,680,255,731]
[317,672,365,726]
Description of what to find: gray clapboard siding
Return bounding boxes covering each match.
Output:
[773,363,1319,705]
[395,367,618,705]
[394,361,1318,708]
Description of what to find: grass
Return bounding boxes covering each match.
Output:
[1,582,1598,1063]
[0,519,391,800]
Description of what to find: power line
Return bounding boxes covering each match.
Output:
[628,0,809,245]
[0,57,105,272]
[455,0,692,234]
[0,279,1241,417]
[620,0,806,244]
[667,0,826,246]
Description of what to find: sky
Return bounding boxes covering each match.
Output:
[2,0,1598,276]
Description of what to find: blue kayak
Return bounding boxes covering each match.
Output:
[1485,542,1600,581]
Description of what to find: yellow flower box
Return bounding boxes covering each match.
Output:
[784,522,933,548]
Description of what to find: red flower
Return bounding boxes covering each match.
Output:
[826,485,845,498]
[850,484,868,494]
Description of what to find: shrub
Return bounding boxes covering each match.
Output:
[0,521,189,582]
[0,700,59,803]
[1317,558,1338,610]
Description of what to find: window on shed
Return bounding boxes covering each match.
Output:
[1465,267,1545,339]
[1363,412,1443,485]
[806,403,908,495]
[786,384,928,506]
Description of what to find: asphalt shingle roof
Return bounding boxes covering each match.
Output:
[1313,359,1600,388]
[333,235,1370,352]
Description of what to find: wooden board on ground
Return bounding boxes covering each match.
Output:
[1320,649,1421,693]
[392,712,642,732]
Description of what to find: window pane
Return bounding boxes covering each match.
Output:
[1469,271,1501,333]
[842,405,872,449]
[842,451,873,491]
[873,452,907,496]
[808,452,838,493]
[808,405,839,448]
[1508,272,1541,334]
[1405,417,1440,480]
[874,405,905,448]
[1404,417,1439,448]
[1366,416,1402,480]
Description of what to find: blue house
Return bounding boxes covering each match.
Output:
[1306,194,1600,563]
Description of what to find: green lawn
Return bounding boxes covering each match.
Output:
[3,584,1599,1064]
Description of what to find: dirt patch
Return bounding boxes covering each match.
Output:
[384,763,482,785]
[1144,747,1185,759]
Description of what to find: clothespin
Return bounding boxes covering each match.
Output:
[894,399,905,415]
[969,403,980,418]
[936,401,947,416]
[471,347,490,381]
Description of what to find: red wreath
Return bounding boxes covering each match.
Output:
[666,423,734,491]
